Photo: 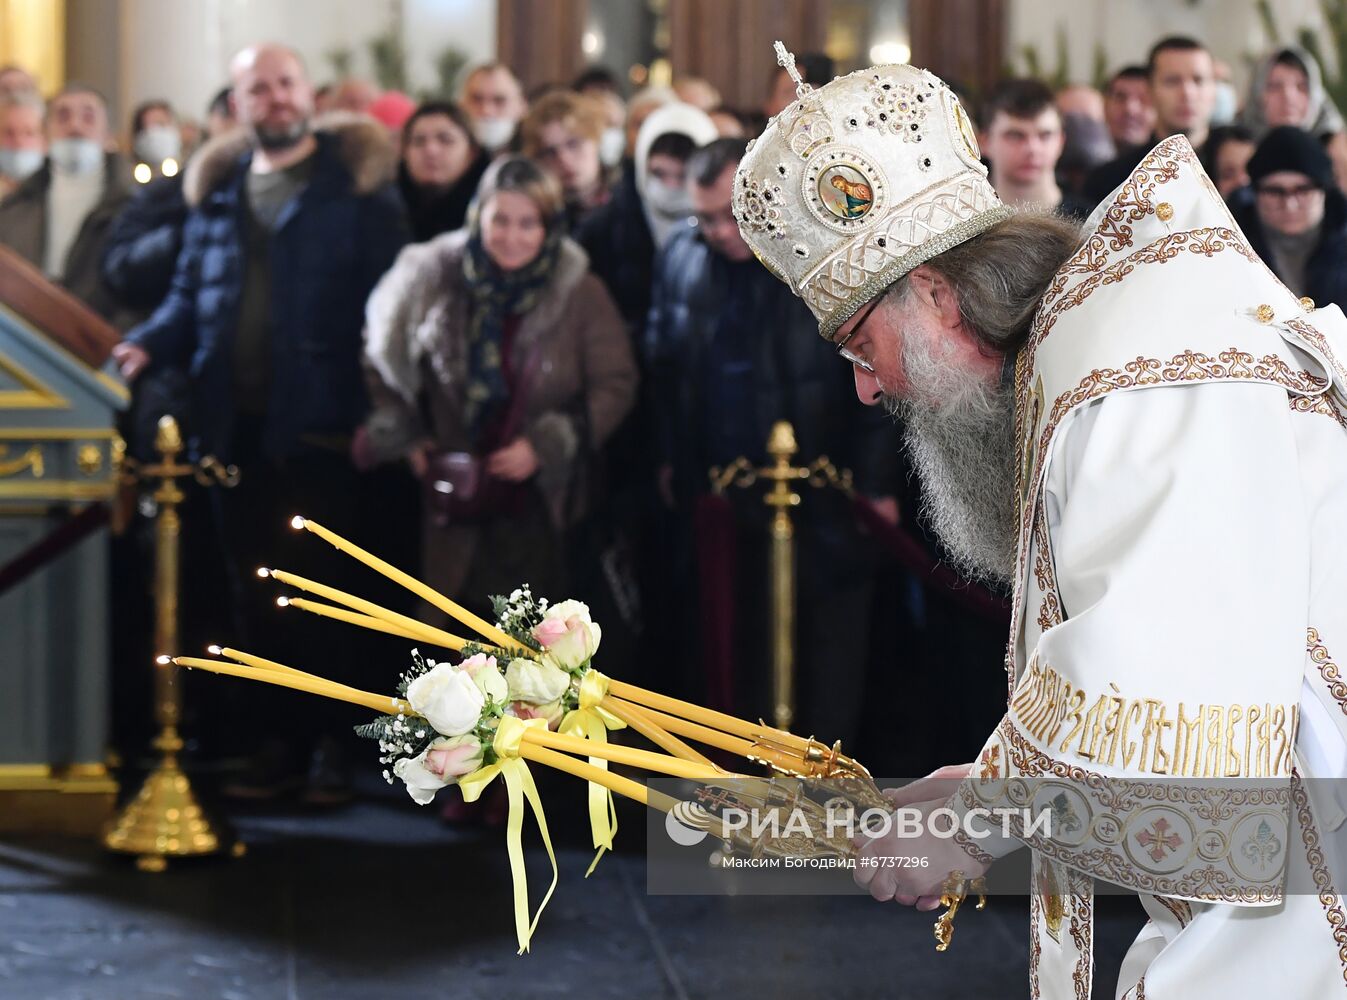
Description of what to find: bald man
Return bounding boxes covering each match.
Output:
[114,43,409,800]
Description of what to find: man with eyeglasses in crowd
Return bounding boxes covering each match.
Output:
[1233,124,1347,312]
[644,137,900,751]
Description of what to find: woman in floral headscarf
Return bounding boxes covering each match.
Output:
[359,156,637,619]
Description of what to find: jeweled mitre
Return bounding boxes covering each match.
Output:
[732,44,1010,338]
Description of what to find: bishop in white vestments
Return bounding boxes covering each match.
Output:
[732,44,1347,998]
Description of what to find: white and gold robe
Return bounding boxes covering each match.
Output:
[953,136,1347,998]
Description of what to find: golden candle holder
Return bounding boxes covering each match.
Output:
[709,421,853,731]
[103,416,242,871]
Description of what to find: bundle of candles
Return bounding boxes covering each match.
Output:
[166,516,976,953]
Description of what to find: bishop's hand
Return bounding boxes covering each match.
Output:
[853,763,989,911]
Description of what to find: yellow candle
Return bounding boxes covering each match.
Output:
[262,567,490,654]
[212,646,393,705]
[604,680,809,750]
[173,656,409,715]
[517,742,653,808]
[606,699,756,757]
[522,728,727,781]
[599,698,720,769]
[292,517,526,654]
[281,596,474,650]
[213,645,317,677]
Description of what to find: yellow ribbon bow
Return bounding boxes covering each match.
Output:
[459,715,557,954]
[559,669,627,875]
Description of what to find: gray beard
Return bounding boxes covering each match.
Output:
[886,333,1018,588]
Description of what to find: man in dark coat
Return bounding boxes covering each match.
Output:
[112,44,409,801]
[102,88,238,315]
[0,84,134,326]
[646,138,902,748]
[1084,37,1217,206]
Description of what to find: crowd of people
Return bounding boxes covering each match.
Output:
[1,31,1343,806]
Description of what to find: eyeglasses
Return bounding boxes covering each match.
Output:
[833,293,885,373]
[1256,182,1321,203]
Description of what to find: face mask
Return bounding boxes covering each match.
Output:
[643,176,692,217]
[0,147,44,181]
[598,126,625,167]
[133,124,182,168]
[48,137,104,175]
[473,117,515,152]
[1211,81,1237,126]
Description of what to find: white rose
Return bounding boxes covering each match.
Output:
[461,652,509,703]
[393,748,448,805]
[406,662,485,737]
[505,657,571,704]
[475,663,509,703]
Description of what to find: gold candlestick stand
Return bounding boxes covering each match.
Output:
[710,421,852,731]
[104,416,242,870]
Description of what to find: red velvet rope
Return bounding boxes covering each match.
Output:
[0,502,110,597]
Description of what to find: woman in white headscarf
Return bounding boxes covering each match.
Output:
[575,101,718,330]
[632,102,721,251]
[1241,45,1345,140]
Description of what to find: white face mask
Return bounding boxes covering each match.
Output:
[472,117,515,152]
[0,147,44,181]
[643,176,692,218]
[133,124,182,168]
[598,126,626,167]
[48,137,104,175]
[1211,81,1238,126]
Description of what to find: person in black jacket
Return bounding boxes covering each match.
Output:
[103,87,234,314]
[646,138,901,747]
[111,44,409,803]
[1232,125,1347,312]
[396,101,488,242]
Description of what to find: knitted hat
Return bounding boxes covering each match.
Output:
[1247,125,1335,190]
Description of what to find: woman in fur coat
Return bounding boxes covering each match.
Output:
[360,156,637,622]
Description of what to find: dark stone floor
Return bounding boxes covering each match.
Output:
[0,776,1149,1000]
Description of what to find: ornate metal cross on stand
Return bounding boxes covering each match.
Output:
[710,420,852,731]
[103,416,242,870]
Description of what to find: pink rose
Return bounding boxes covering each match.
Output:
[532,617,570,649]
[460,652,498,677]
[510,699,565,730]
[460,652,507,702]
[424,735,484,778]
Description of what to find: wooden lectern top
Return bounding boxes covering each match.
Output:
[0,244,121,369]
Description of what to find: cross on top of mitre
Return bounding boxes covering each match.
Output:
[774,40,810,98]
